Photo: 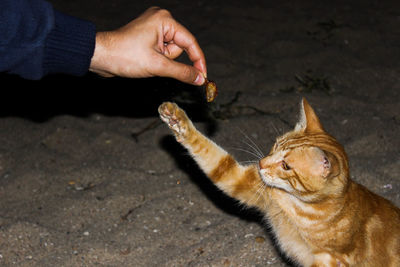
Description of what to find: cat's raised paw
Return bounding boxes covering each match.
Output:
[158,102,191,142]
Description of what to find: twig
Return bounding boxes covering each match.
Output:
[131,119,162,142]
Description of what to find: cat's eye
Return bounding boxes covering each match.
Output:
[281,161,291,171]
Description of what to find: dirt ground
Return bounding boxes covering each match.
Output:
[0,0,399,266]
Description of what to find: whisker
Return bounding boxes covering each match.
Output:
[238,160,259,166]
[250,182,267,205]
[239,129,263,155]
[238,128,265,159]
[270,121,281,136]
[230,147,263,160]
[240,139,264,159]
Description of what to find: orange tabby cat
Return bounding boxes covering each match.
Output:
[158,98,400,267]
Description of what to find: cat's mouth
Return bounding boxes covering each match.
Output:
[259,169,274,186]
[259,169,293,193]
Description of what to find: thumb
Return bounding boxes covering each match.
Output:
[156,57,205,85]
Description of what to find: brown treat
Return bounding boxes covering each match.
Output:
[205,79,218,102]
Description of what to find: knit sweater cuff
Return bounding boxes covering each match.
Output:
[43,10,96,77]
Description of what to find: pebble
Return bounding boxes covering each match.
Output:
[267,257,277,264]
[255,236,265,243]
[383,184,393,190]
[244,233,254,238]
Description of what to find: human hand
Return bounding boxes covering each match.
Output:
[89,7,207,85]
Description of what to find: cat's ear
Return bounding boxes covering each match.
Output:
[310,147,339,179]
[295,98,325,133]
[324,150,340,179]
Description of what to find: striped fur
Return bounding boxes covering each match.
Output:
[159,99,400,267]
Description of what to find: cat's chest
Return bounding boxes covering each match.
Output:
[270,190,352,247]
[271,190,330,230]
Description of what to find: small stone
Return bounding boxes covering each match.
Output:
[383,184,393,190]
[255,236,265,243]
[244,233,254,238]
[223,259,231,266]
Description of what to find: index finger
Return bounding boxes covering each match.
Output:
[165,21,207,76]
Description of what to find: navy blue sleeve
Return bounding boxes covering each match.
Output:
[0,0,96,80]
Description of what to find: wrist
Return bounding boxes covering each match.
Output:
[89,31,114,77]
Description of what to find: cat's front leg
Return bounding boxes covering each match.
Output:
[159,102,268,208]
[158,102,226,174]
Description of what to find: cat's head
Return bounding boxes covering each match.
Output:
[259,98,349,202]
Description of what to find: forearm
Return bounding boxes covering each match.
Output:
[43,10,96,78]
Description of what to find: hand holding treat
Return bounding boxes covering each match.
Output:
[90,7,207,86]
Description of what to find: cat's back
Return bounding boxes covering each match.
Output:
[348,181,400,266]
[268,181,400,266]
[352,181,400,225]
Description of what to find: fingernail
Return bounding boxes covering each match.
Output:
[194,74,205,85]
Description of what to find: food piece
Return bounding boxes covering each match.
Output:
[205,78,218,102]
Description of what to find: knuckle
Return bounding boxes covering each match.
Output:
[150,7,171,19]
[181,65,194,80]
[151,56,169,75]
[157,9,172,17]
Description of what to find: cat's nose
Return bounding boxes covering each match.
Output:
[259,158,267,169]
